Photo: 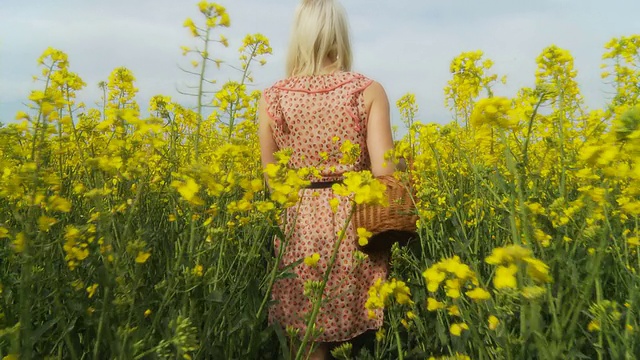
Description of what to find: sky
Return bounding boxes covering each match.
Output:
[1,0,639,130]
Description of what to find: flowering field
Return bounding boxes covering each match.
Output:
[1,2,639,359]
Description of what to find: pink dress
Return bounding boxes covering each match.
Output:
[263,71,389,342]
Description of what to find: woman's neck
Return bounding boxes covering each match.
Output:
[319,57,340,74]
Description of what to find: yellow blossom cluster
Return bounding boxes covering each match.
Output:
[422,256,488,301]
[339,140,361,165]
[365,278,413,319]
[63,225,90,270]
[444,50,502,123]
[263,162,312,207]
[332,171,387,206]
[356,227,373,247]
[485,245,552,296]
[470,97,516,129]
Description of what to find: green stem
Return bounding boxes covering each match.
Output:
[92,286,110,359]
[394,328,404,360]
[295,203,356,360]
[194,27,211,159]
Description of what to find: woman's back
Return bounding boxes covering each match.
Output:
[263,71,373,180]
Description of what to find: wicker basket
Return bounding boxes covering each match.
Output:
[353,175,418,252]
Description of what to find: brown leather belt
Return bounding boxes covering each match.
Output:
[306,180,342,189]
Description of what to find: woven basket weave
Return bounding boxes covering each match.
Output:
[353,175,418,251]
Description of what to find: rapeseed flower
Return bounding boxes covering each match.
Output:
[357,227,372,247]
[332,171,387,206]
[365,278,413,318]
[449,323,469,336]
[447,305,460,316]
[470,97,516,129]
[523,257,552,283]
[339,140,361,165]
[465,287,491,302]
[135,251,151,264]
[303,253,320,268]
[427,297,445,311]
[485,245,532,265]
[522,286,546,300]
[494,264,518,289]
[86,284,98,298]
[488,315,500,330]
[12,232,26,253]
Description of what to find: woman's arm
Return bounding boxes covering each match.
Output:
[258,94,279,183]
[364,81,395,177]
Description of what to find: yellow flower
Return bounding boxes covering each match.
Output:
[339,140,361,165]
[192,264,204,277]
[485,245,532,265]
[426,297,445,311]
[522,286,546,299]
[357,227,373,247]
[86,283,98,298]
[144,309,152,318]
[304,253,320,268]
[391,279,413,305]
[48,195,72,212]
[0,227,9,238]
[183,17,199,37]
[171,177,203,206]
[588,320,600,332]
[447,305,460,316]
[219,12,230,27]
[422,267,446,292]
[12,232,26,253]
[375,328,385,342]
[534,229,552,247]
[466,287,491,301]
[523,257,552,283]
[470,97,516,129]
[449,322,469,336]
[494,264,518,289]
[255,201,275,213]
[38,216,57,232]
[445,279,461,299]
[367,309,377,319]
[329,197,340,213]
[333,171,387,205]
[264,163,280,178]
[488,315,499,330]
[135,251,151,264]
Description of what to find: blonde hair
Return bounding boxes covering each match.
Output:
[286,0,353,77]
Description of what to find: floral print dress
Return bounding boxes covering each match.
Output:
[263,71,389,342]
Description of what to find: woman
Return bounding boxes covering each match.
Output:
[258,0,396,358]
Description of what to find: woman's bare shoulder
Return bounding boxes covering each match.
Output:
[363,80,389,106]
